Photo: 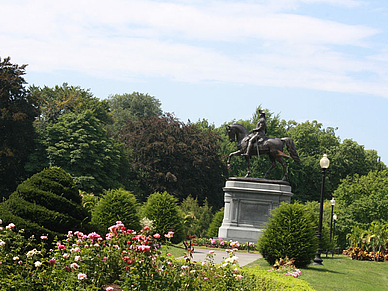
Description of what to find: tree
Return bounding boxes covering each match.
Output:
[30,83,111,125]
[333,170,388,249]
[106,92,162,137]
[0,57,39,199]
[121,113,227,207]
[180,195,213,238]
[27,111,125,193]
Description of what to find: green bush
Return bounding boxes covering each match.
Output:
[207,208,224,238]
[180,195,213,238]
[26,166,81,203]
[90,188,140,234]
[0,167,87,237]
[143,191,184,243]
[258,202,318,268]
[244,267,315,291]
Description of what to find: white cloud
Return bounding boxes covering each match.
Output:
[0,0,387,98]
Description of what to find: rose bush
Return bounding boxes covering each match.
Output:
[0,219,262,290]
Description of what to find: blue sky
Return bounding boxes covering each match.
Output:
[1,0,388,164]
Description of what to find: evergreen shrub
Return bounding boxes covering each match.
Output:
[143,191,184,243]
[0,167,87,238]
[91,188,140,234]
[258,202,317,268]
[207,208,224,238]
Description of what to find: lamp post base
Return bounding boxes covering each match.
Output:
[313,252,323,265]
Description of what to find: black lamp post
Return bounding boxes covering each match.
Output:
[313,154,330,265]
[332,213,337,256]
[330,198,336,241]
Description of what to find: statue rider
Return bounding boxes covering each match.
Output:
[243,110,267,156]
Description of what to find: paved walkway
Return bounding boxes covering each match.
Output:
[185,248,262,267]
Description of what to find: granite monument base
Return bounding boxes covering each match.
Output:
[218,177,294,243]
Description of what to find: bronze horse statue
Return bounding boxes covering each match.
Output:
[226,124,300,181]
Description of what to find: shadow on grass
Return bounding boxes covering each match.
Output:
[302,266,343,274]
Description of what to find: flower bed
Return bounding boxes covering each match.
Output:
[0,219,261,290]
[0,219,311,290]
[194,237,257,251]
[343,247,388,262]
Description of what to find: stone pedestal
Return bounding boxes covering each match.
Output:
[218,177,294,243]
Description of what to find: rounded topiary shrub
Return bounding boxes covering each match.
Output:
[257,202,317,268]
[1,167,87,238]
[143,191,184,244]
[90,188,140,234]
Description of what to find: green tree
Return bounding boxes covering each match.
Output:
[142,191,184,243]
[30,83,111,124]
[121,113,227,207]
[0,57,39,199]
[258,202,318,267]
[180,195,213,238]
[91,188,140,235]
[106,92,162,137]
[27,111,125,193]
[333,170,388,249]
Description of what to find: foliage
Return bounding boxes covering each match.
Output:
[0,220,311,290]
[218,106,386,202]
[142,191,184,244]
[304,201,335,252]
[333,170,388,249]
[121,113,227,207]
[106,92,162,137]
[90,188,140,234]
[0,167,87,238]
[29,82,111,125]
[27,111,125,193]
[180,195,213,238]
[195,237,256,251]
[253,254,388,291]
[0,57,39,199]
[245,267,314,291]
[271,257,302,278]
[206,208,224,238]
[344,221,388,262]
[258,202,318,267]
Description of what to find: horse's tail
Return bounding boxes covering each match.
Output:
[281,138,300,164]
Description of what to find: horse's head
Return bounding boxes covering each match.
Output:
[226,125,236,142]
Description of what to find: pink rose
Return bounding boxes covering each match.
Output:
[77,273,87,280]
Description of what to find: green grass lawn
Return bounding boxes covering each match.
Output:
[246,255,388,291]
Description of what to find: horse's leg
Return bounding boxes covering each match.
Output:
[227,149,243,169]
[244,155,251,177]
[265,155,277,179]
[278,157,288,181]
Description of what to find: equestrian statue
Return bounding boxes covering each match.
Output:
[226,110,300,181]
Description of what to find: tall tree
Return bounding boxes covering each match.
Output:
[106,92,162,137]
[0,57,39,199]
[121,113,227,208]
[30,83,112,125]
[333,170,388,249]
[27,111,125,194]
